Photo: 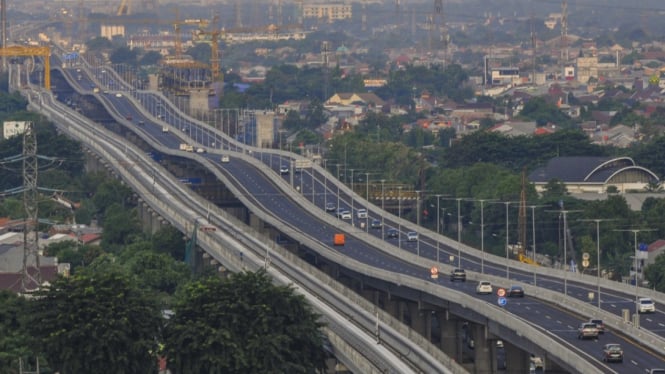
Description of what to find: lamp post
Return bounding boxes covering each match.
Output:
[548,208,582,296]
[477,199,491,274]
[505,201,511,279]
[527,204,547,285]
[397,186,403,250]
[364,172,372,201]
[580,219,614,309]
[434,200,443,263]
[456,197,462,268]
[380,179,386,211]
[416,190,422,227]
[615,228,655,318]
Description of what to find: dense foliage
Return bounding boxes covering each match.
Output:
[27,268,163,374]
[164,271,326,373]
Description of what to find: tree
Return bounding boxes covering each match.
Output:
[164,271,326,373]
[139,51,163,66]
[645,253,665,292]
[27,269,162,373]
[109,46,138,66]
[0,291,35,373]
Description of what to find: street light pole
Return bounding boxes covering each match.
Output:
[457,197,462,268]
[479,199,488,274]
[615,228,655,318]
[580,219,614,310]
[505,201,511,279]
[380,179,386,211]
[527,204,547,285]
[398,186,403,250]
[435,196,442,263]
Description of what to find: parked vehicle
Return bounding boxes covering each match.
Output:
[386,228,399,239]
[220,155,230,163]
[356,209,368,219]
[325,203,336,212]
[406,231,418,241]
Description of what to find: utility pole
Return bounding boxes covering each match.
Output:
[21,122,40,292]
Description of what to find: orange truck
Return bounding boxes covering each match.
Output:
[333,233,345,246]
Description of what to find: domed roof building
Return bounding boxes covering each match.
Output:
[528,156,659,194]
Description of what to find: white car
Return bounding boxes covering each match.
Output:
[220,155,230,163]
[356,209,368,219]
[279,165,289,174]
[638,297,656,313]
[406,231,418,241]
[476,281,493,294]
[339,210,352,220]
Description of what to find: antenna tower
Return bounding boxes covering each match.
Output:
[560,0,568,77]
[1,0,6,70]
[322,41,330,101]
[361,1,367,32]
[21,122,40,292]
[234,1,242,28]
[531,13,536,85]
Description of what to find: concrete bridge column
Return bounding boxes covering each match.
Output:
[408,303,426,336]
[361,288,379,306]
[440,314,461,363]
[504,341,529,373]
[384,297,400,320]
[423,310,433,341]
[248,212,262,232]
[151,212,158,233]
[544,355,567,373]
[471,324,491,374]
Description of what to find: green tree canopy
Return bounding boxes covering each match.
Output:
[28,269,162,373]
[164,271,326,374]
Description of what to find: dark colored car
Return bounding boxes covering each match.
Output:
[602,344,623,363]
[450,268,466,282]
[507,285,525,297]
[370,219,382,229]
[386,228,399,239]
[590,319,605,334]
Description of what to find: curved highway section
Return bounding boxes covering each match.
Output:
[41,48,665,372]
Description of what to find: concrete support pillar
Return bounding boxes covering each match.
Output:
[408,303,426,336]
[472,324,491,374]
[248,212,262,232]
[440,314,460,362]
[361,288,379,306]
[151,212,158,233]
[544,355,567,373]
[504,341,529,373]
[385,297,400,319]
[423,310,433,342]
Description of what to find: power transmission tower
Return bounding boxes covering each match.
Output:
[518,168,527,254]
[21,122,40,292]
